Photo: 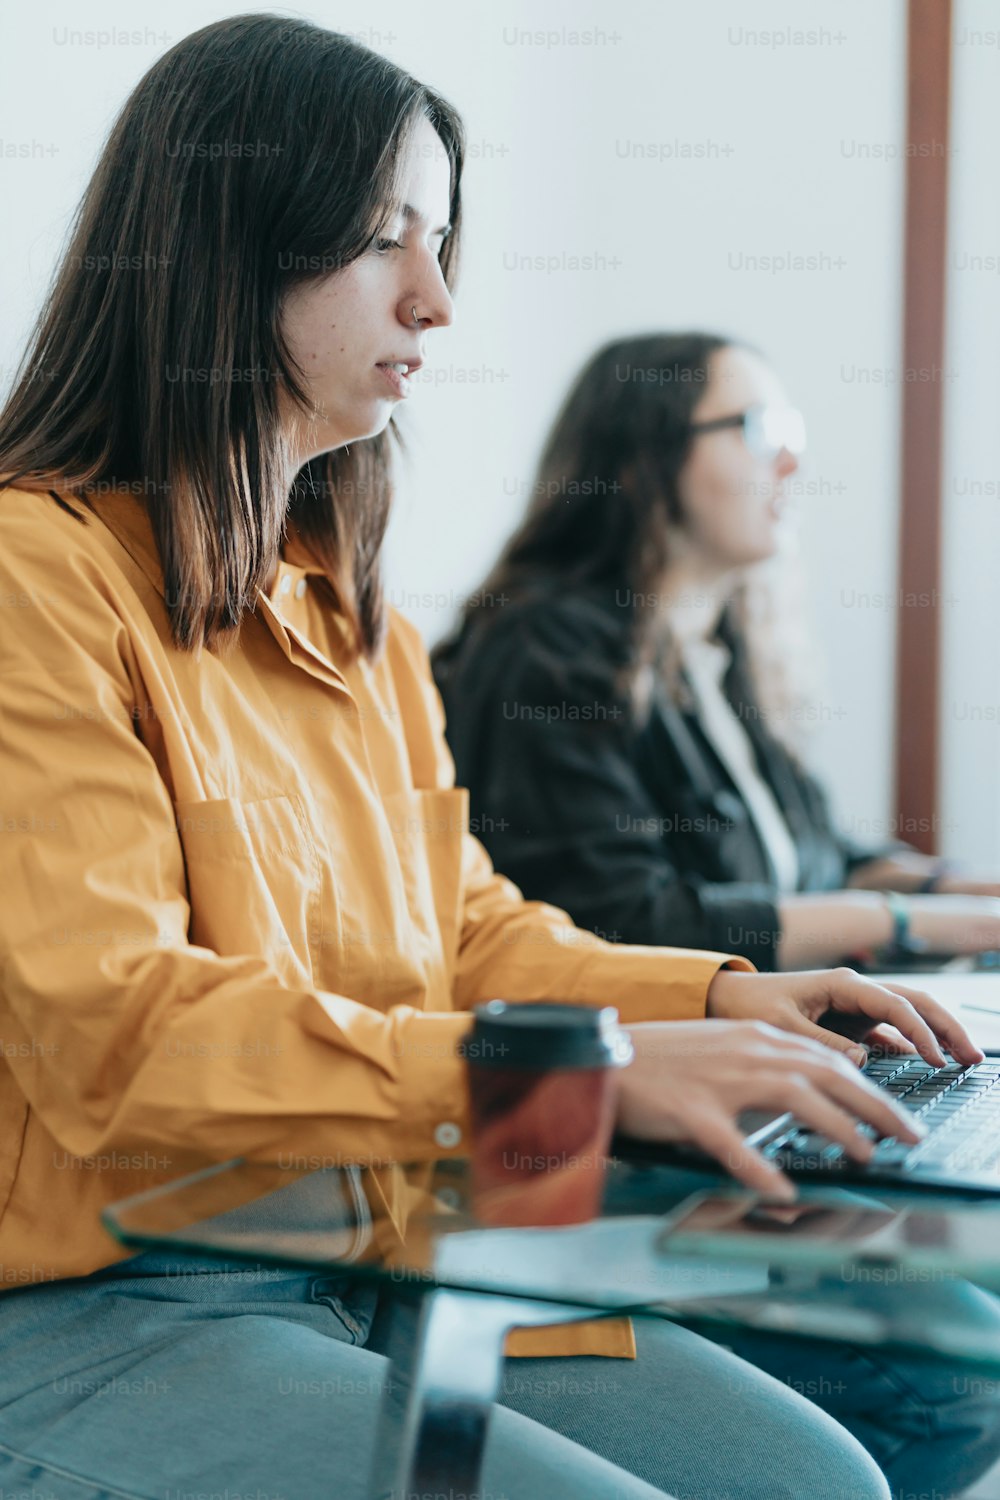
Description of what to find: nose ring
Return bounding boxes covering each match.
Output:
[411,306,419,325]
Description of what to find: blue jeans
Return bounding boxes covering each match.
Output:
[372,1266,1000,1500]
[594,1165,1000,1498]
[0,1249,890,1500]
[716,1275,1000,1500]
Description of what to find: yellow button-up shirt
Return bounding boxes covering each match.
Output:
[0,485,750,1357]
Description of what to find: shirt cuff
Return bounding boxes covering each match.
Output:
[695,886,783,973]
[391,1009,475,1158]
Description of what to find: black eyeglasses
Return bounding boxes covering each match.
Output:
[689,405,807,460]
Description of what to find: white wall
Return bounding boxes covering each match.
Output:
[940,0,1000,866]
[1,0,908,841]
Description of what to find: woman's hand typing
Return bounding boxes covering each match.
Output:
[705,964,983,1067]
[615,1018,925,1201]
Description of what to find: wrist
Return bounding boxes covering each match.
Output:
[916,859,957,895]
[848,892,928,969]
[705,962,742,1018]
[838,891,897,962]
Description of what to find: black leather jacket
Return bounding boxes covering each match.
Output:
[432,588,903,970]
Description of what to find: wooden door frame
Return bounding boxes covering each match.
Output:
[893,0,953,851]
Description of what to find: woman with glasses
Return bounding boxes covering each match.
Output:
[434,332,1000,974]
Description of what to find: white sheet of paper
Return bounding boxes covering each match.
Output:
[875,972,1000,1049]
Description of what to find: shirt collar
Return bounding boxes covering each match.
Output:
[82,489,167,596]
[78,488,351,693]
[81,489,326,592]
[680,634,732,688]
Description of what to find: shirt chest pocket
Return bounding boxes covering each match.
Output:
[174,793,326,990]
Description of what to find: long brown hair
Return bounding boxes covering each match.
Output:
[0,14,464,656]
[436,332,817,748]
[439,333,729,689]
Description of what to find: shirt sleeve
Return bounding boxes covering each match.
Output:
[0,538,473,1168]
[838,831,919,883]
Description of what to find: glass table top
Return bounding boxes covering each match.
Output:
[103,1152,1000,1368]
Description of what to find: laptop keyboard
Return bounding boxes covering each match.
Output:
[765,1055,1000,1178]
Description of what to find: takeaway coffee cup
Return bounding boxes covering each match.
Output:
[460,1000,634,1227]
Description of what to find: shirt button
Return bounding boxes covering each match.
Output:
[279,575,292,596]
[294,578,307,600]
[434,1122,462,1150]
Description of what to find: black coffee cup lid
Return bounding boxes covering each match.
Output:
[461,1000,632,1070]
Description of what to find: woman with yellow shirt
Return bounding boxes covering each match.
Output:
[0,15,985,1500]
